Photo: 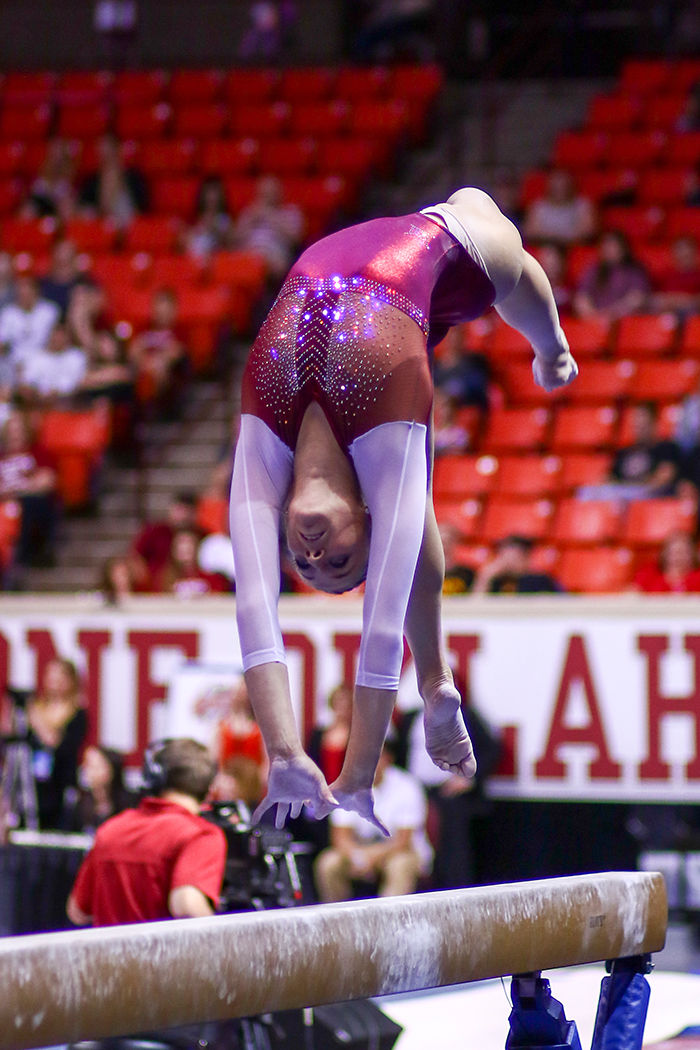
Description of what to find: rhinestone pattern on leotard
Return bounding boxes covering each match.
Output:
[281,274,429,336]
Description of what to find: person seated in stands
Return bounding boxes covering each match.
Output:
[212,678,267,798]
[472,534,563,594]
[438,520,475,595]
[573,230,650,321]
[0,252,16,314]
[579,401,683,504]
[0,410,58,572]
[78,132,149,228]
[233,175,304,281]
[651,235,700,317]
[65,744,136,833]
[26,656,88,829]
[22,137,76,222]
[130,490,197,588]
[523,169,597,247]
[308,681,353,787]
[156,526,230,596]
[489,169,524,229]
[128,287,190,420]
[536,241,574,315]
[16,320,87,408]
[314,735,432,902]
[433,388,472,456]
[0,274,59,391]
[433,326,491,411]
[78,328,134,407]
[632,531,700,594]
[98,555,144,604]
[676,80,700,133]
[182,176,235,259]
[39,239,83,319]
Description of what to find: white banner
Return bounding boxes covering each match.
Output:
[2,594,700,802]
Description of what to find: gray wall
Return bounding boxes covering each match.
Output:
[0,0,343,70]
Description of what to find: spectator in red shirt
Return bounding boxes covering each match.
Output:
[0,410,58,572]
[130,490,197,588]
[157,526,230,597]
[128,287,190,421]
[652,235,700,317]
[632,531,700,594]
[67,737,227,926]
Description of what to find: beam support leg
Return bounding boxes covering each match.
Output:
[590,955,652,1050]
[506,974,583,1050]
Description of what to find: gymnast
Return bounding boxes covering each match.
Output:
[230,187,578,832]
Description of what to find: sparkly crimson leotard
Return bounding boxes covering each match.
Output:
[231,209,496,689]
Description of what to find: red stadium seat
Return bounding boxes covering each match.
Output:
[433,454,500,499]
[613,314,678,358]
[666,208,700,241]
[151,176,199,217]
[620,59,673,95]
[493,455,563,497]
[498,363,560,408]
[550,406,617,451]
[604,130,667,169]
[56,70,112,104]
[480,497,554,544]
[138,139,196,175]
[230,103,290,138]
[563,317,613,358]
[433,498,483,541]
[481,408,550,453]
[196,496,228,535]
[552,499,624,546]
[223,177,257,211]
[200,138,259,176]
[114,103,171,140]
[2,72,55,106]
[316,137,385,179]
[349,100,409,144]
[668,59,700,93]
[566,244,598,284]
[0,179,22,215]
[576,169,639,205]
[644,94,686,128]
[258,137,317,176]
[667,132,700,167]
[587,93,641,129]
[63,218,118,253]
[173,104,229,139]
[559,453,612,491]
[89,253,151,291]
[679,316,700,357]
[122,216,180,253]
[207,251,267,293]
[622,498,697,547]
[223,69,278,103]
[634,243,674,283]
[279,68,335,102]
[600,205,666,242]
[0,217,56,254]
[616,403,678,446]
[0,142,26,176]
[39,408,110,509]
[289,100,350,137]
[564,360,636,404]
[0,499,21,567]
[637,168,691,206]
[628,359,700,403]
[168,70,223,105]
[488,322,532,359]
[335,66,390,100]
[148,254,206,290]
[389,64,443,102]
[56,105,111,139]
[552,130,608,170]
[113,70,167,106]
[0,105,51,140]
[558,547,635,593]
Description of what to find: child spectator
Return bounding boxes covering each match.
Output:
[633,531,700,594]
[523,169,597,247]
[573,231,650,320]
[128,288,189,420]
[182,176,234,259]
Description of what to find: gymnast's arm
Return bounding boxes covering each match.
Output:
[229,415,336,824]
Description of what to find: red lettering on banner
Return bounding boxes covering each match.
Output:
[284,632,316,744]
[0,632,8,693]
[535,634,622,779]
[25,629,59,685]
[76,630,112,748]
[638,634,700,780]
[333,633,361,685]
[127,631,199,760]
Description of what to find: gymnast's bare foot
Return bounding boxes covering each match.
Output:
[423,683,477,779]
[252,753,338,829]
[326,781,390,837]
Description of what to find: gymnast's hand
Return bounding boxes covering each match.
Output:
[532,348,579,392]
[252,753,338,829]
[328,783,390,838]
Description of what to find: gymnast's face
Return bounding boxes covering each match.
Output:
[286,499,370,594]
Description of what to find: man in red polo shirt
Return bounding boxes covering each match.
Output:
[67,738,227,926]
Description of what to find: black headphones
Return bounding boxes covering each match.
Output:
[141,739,171,793]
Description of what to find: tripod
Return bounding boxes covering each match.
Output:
[0,708,39,831]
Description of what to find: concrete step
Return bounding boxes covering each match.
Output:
[23,565,98,593]
[59,537,125,567]
[67,516,141,541]
[160,443,221,468]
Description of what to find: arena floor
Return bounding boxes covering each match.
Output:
[380,922,700,1050]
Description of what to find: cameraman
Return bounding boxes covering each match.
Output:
[67,738,227,926]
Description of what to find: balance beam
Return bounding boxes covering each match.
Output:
[0,871,666,1050]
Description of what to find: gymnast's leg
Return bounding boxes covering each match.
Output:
[404,499,476,777]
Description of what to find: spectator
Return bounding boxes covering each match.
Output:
[0,274,60,390]
[17,320,87,408]
[536,241,574,314]
[182,176,235,259]
[130,490,197,587]
[23,137,76,222]
[314,736,432,901]
[0,252,16,313]
[78,133,149,228]
[439,520,475,595]
[579,401,682,503]
[233,176,304,280]
[675,374,700,468]
[67,737,226,925]
[0,411,58,570]
[128,287,189,420]
[66,744,136,833]
[472,534,563,594]
[27,657,88,829]
[433,326,491,410]
[67,281,113,353]
[676,81,700,132]
[308,681,353,786]
[633,531,700,594]
[651,235,700,316]
[573,230,651,320]
[39,239,83,319]
[157,526,230,596]
[433,388,471,456]
[78,329,133,407]
[98,555,141,604]
[523,169,597,247]
[489,169,524,229]
[212,679,266,807]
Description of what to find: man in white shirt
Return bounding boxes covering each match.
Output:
[314,737,432,901]
[18,321,87,402]
[0,274,59,388]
